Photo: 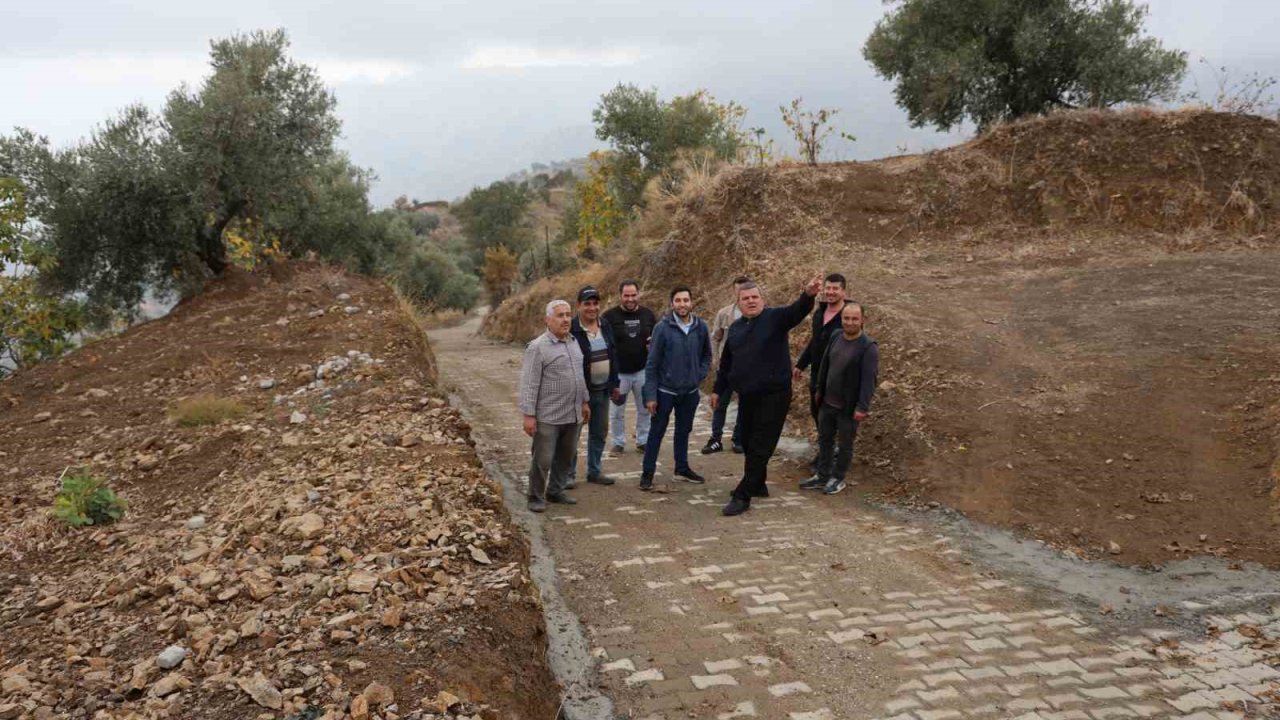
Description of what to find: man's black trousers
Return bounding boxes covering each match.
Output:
[731,388,792,501]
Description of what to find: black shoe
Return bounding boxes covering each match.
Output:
[564,478,578,490]
[675,468,706,484]
[731,443,744,454]
[547,493,577,505]
[752,486,770,498]
[800,475,826,490]
[701,439,723,455]
[636,443,646,453]
[528,498,546,513]
[823,478,847,495]
[587,475,616,486]
[611,444,625,454]
[721,496,750,516]
[639,472,654,492]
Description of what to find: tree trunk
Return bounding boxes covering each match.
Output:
[198,203,244,276]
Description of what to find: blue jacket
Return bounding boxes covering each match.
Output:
[643,312,712,402]
[570,317,620,392]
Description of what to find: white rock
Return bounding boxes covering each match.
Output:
[343,306,361,315]
[258,378,275,390]
[157,645,187,670]
[337,293,351,301]
[184,515,206,530]
[289,411,306,425]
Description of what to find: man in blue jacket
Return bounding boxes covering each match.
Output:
[569,286,620,487]
[712,274,823,516]
[640,287,712,491]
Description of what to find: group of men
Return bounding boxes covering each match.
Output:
[516,273,879,517]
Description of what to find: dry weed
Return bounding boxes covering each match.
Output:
[170,395,247,427]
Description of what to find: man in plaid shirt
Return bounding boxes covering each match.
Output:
[519,299,592,513]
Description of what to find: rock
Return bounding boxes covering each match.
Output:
[362,682,394,707]
[0,675,30,694]
[428,690,461,712]
[258,378,276,390]
[137,454,160,471]
[399,434,420,448]
[343,306,362,315]
[347,570,378,594]
[150,673,190,698]
[282,512,325,540]
[32,412,51,423]
[33,596,63,613]
[184,515,206,530]
[469,546,492,565]
[128,660,158,692]
[156,645,187,670]
[307,309,325,319]
[0,704,22,719]
[85,388,110,399]
[290,411,307,425]
[347,660,368,672]
[236,672,283,710]
[349,694,370,720]
[1108,541,1122,555]
[336,293,351,302]
[380,606,403,628]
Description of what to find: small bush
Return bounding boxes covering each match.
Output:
[52,470,128,527]
[171,395,246,426]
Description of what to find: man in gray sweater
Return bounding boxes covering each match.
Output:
[803,302,879,495]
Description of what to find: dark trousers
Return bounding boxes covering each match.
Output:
[731,388,792,501]
[529,421,581,502]
[808,378,821,422]
[570,388,610,481]
[710,390,742,446]
[643,389,699,475]
[816,404,859,481]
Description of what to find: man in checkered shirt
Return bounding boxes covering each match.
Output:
[519,299,592,513]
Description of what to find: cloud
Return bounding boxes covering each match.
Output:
[1,55,207,90]
[460,45,648,70]
[313,59,418,85]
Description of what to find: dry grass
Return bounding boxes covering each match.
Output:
[170,395,247,427]
[389,282,439,385]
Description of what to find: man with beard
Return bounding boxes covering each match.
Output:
[712,274,823,516]
[568,286,619,488]
[518,300,591,512]
[793,273,849,466]
[803,302,879,495]
[639,287,712,491]
[602,280,657,454]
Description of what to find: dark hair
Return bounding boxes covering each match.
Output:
[732,275,751,286]
[735,281,759,297]
[619,279,640,293]
[824,273,846,289]
[842,301,866,317]
[670,286,692,301]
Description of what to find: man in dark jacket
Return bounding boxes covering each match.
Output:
[803,303,879,496]
[640,287,712,491]
[602,279,657,453]
[794,273,849,427]
[569,286,620,487]
[712,274,823,515]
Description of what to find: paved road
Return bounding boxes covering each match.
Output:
[430,315,1280,720]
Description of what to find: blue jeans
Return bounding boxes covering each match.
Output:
[610,370,650,447]
[571,388,611,481]
[710,390,741,446]
[642,389,699,476]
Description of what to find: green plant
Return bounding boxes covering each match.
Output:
[170,395,247,426]
[779,99,854,166]
[52,470,128,527]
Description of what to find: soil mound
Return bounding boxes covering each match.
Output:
[0,264,557,719]
[485,109,1280,569]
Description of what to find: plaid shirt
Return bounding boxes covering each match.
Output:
[519,330,590,424]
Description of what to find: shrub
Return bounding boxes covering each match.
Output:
[170,395,247,426]
[52,470,128,527]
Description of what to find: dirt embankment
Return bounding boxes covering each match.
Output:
[485,109,1280,570]
[0,264,558,719]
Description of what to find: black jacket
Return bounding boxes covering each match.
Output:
[570,317,620,392]
[796,301,845,386]
[602,306,657,374]
[814,332,879,416]
[713,292,816,397]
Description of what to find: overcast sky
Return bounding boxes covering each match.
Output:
[3,1,1278,205]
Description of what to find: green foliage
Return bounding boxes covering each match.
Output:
[389,245,480,311]
[592,85,746,211]
[453,181,534,260]
[779,99,855,165]
[170,396,247,426]
[863,0,1188,131]
[0,179,86,377]
[575,152,628,255]
[52,470,128,527]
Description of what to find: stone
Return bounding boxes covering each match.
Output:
[0,675,29,694]
[428,690,461,712]
[290,411,307,425]
[282,512,325,539]
[1109,541,1122,555]
[343,306,361,315]
[0,704,21,719]
[32,411,51,423]
[236,672,283,710]
[150,673,190,698]
[157,645,187,670]
[137,454,160,471]
[258,378,276,390]
[347,570,378,594]
[184,515,207,530]
[337,293,351,302]
[362,682,394,707]
[85,388,110,399]
[349,694,370,720]
[381,606,403,628]
[469,546,492,565]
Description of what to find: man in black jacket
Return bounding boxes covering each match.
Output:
[712,274,823,516]
[569,286,620,487]
[802,303,879,496]
[794,273,849,428]
[602,280,657,454]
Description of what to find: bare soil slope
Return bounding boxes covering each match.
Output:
[485,109,1280,570]
[0,264,558,719]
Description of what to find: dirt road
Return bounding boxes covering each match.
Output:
[431,314,1280,720]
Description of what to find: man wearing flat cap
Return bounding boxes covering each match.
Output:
[568,285,620,488]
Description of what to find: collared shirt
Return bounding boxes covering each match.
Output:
[519,331,590,424]
[675,314,693,335]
